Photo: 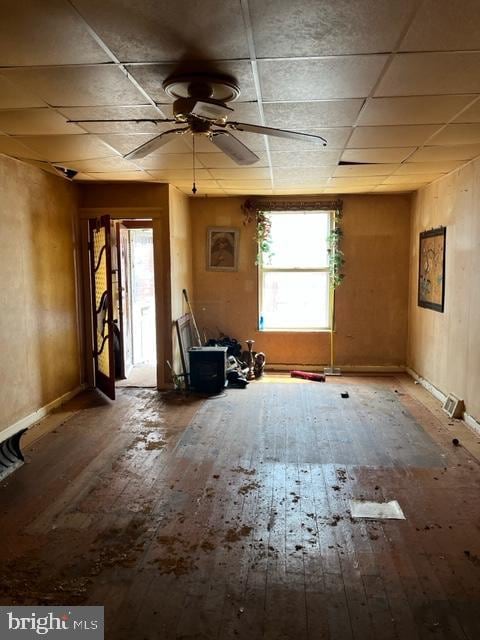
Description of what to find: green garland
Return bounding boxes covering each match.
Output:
[242,202,273,264]
[243,200,345,284]
[327,209,345,289]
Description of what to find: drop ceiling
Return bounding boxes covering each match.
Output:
[1,0,480,196]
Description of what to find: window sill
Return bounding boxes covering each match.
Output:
[257,328,332,333]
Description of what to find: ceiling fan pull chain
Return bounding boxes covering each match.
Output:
[192,134,197,195]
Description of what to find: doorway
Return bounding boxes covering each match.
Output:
[114,221,156,388]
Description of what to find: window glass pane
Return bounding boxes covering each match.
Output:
[262,271,330,329]
[266,212,330,268]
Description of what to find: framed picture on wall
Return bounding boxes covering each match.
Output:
[206,227,239,271]
[418,227,446,312]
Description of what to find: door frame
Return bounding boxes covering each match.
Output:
[79,207,171,390]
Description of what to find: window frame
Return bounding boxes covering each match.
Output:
[258,209,333,332]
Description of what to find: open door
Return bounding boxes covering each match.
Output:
[89,215,115,400]
[117,222,133,377]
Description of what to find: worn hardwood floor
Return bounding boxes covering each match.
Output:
[1,375,479,639]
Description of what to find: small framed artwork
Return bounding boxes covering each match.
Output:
[206,227,239,271]
[418,227,446,312]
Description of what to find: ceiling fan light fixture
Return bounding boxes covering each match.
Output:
[190,100,233,122]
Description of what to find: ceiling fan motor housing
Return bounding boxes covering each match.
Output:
[163,73,241,102]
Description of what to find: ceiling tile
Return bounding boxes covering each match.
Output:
[408,144,480,162]
[223,189,273,195]
[393,161,463,174]
[249,0,417,57]
[134,154,199,170]
[334,164,400,177]
[225,103,262,122]
[0,75,46,109]
[160,179,220,189]
[375,52,480,96]
[21,159,74,178]
[72,0,249,62]
[374,185,415,192]
[341,148,416,163]
[273,188,326,195]
[0,109,83,135]
[347,125,439,148]
[1,66,147,107]
[85,171,154,181]
[210,168,271,180]
[428,124,480,146]
[400,0,480,52]
[258,56,388,101]
[267,128,351,152]
[0,0,110,66]
[66,156,141,173]
[357,96,476,126]
[273,167,335,180]
[263,100,364,128]
[15,135,118,161]
[323,186,375,193]
[216,179,272,190]
[0,135,45,160]
[147,169,212,181]
[58,105,169,134]
[328,176,382,187]
[73,172,98,181]
[195,152,269,169]
[126,62,257,103]
[383,174,441,184]
[99,133,191,156]
[454,99,480,123]
[273,177,330,187]
[270,149,341,167]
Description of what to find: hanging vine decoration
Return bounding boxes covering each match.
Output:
[242,198,344,278]
[242,200,274,265]
[327,208,345,289]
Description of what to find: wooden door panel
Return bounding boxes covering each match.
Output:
[89,216,115,400]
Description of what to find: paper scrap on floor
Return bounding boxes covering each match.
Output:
[350,499,405,520]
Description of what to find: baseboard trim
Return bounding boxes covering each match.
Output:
[405,367,480,435]
[0,384,86,443]
[267,364,406,374]
[463,412,480,436]
[405,367,447,403]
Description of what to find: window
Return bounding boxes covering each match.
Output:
[259,211,331,330]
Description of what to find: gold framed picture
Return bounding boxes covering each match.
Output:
[206,227,239,271]
[418,227,446,312]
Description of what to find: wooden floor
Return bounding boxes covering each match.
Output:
[1,375,479,639]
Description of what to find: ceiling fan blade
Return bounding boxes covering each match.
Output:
[227,121,327,146]
[124,127,189,160]
[211,131,259,165]
[67,118,176,124]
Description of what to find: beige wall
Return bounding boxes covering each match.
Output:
[168,186,193,375]
[190,194,411,367]
[0,155,80,433]
[408,159,480,421]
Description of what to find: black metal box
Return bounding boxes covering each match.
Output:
[188,346,227,393]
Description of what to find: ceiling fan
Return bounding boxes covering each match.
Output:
[69,73,328,167]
